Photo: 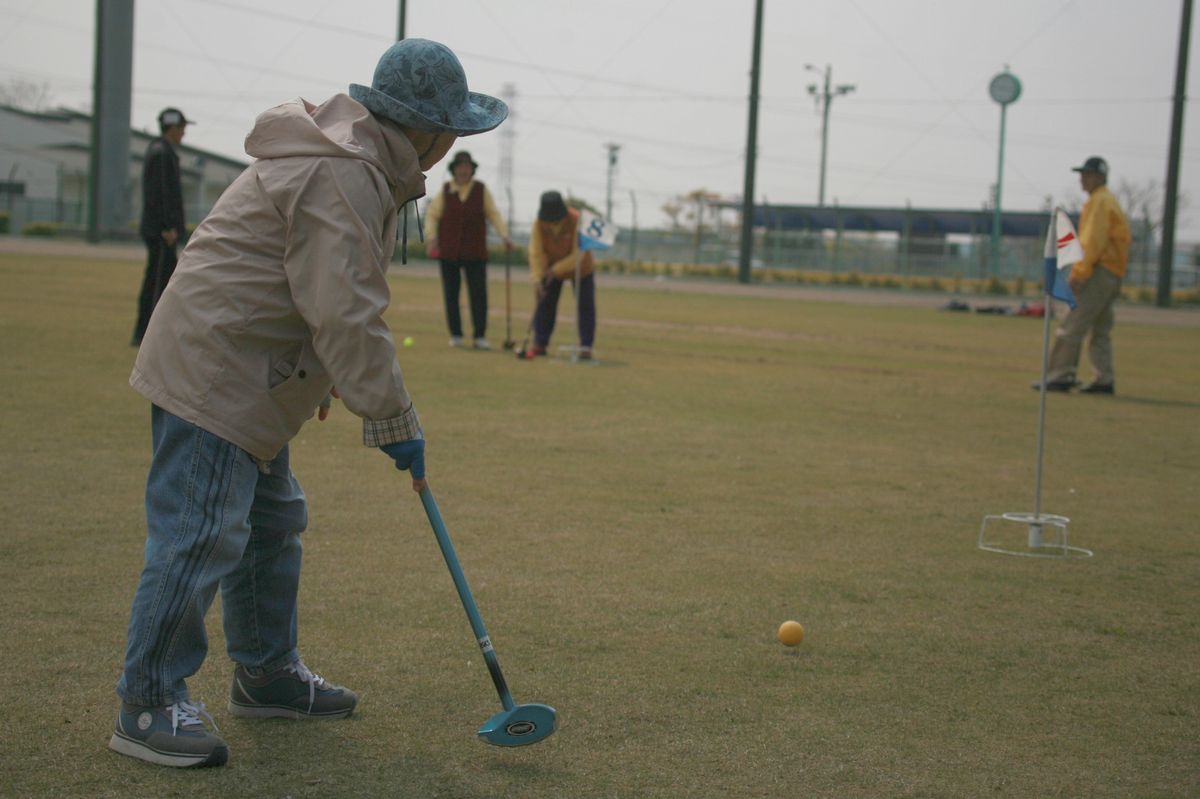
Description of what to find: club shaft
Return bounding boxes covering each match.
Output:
[419,488,516,711]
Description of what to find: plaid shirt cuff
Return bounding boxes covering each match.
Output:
[362,404,423,447]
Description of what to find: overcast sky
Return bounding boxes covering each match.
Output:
[2,0,1198,239]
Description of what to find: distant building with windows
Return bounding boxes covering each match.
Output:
[0,103,246,236]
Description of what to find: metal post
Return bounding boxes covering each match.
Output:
[1034,279,1052,529]
[738,0,764,284]
[1157,0,1193,307]
[397,0,406,40]
[832,204,842,274]
[1142,215,1152,287]
[628,189,638,262]
[819,69,831,206]
[991,103,1007,277]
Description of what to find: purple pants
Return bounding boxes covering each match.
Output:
[533,273,595,349]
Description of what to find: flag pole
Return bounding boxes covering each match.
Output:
[978,206,1089,558]
[1031,268,1053,548]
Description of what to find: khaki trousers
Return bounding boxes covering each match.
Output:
[1046,267,1122,386]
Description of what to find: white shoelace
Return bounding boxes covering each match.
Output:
[169,700,218,735]
[285,660,332,715]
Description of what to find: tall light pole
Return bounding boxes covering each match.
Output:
[499,83,516,221]
[988,68,1021,277]
[805,64,855,207]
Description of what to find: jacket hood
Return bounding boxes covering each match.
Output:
[244,93,425,203]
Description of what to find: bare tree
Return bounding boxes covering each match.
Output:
[0,78,52,111]
[1058,186,1084,216]
[1113,178,1190,245]
[681,189,720,263]
[660,199,683,232]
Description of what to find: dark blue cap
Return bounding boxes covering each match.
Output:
[1071,156,1108,176]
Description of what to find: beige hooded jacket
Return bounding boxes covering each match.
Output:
[131,94,425,461]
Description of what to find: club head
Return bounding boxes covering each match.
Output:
[477,703,557,747]
[503,340,516,350]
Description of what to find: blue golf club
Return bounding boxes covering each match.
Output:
[417,486,557,746]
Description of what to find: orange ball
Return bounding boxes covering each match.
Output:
[777,620,804,647]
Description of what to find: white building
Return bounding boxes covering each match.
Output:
[0,103,247,236]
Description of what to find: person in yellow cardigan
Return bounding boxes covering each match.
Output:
[1041,156,1131,394]
[524,191,596,360]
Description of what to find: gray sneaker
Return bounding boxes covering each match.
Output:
[108,700,228,768]
[228,660,357,719]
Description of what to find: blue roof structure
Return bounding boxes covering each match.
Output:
[719,202,1051,238]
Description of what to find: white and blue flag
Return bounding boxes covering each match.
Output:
[577,209,618,252]
[1042,208,1084,308]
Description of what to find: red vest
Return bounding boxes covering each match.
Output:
[437,181,489,262]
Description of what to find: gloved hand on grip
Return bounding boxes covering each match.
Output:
[380,439,426,480]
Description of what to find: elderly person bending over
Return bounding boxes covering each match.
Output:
[108,39,507,769]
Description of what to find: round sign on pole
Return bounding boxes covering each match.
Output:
[989,71,1022,105]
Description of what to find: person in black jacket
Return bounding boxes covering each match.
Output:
[132,108,189,346]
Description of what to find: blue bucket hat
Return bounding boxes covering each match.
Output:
[350,39,507,136]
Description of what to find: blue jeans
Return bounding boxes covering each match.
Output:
[117,406,307,706]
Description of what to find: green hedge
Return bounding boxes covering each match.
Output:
[20,221,59,238]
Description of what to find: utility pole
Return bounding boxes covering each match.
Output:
[397,0,406,39]
[88,0,135,242]
[499,83,516,222]
[738,0,765,284]
[1158,0,1193,307]
[805,64,855,207]
[604,143,620,221]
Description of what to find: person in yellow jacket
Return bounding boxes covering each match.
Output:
[523,191,596,359]
[1041,156,1131,394]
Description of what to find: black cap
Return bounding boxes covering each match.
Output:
[448,150,478,172]
[157,108,192,129]
[1071,156,1107,176]
[538,191,567,222]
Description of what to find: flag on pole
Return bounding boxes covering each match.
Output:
[1042,207,1084,308]
[577,209,619,251]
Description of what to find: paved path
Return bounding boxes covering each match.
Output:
[4,236,1196,328]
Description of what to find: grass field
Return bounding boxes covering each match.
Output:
[1,249,1198,798]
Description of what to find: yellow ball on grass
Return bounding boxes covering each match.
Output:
[777,620,804,647]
